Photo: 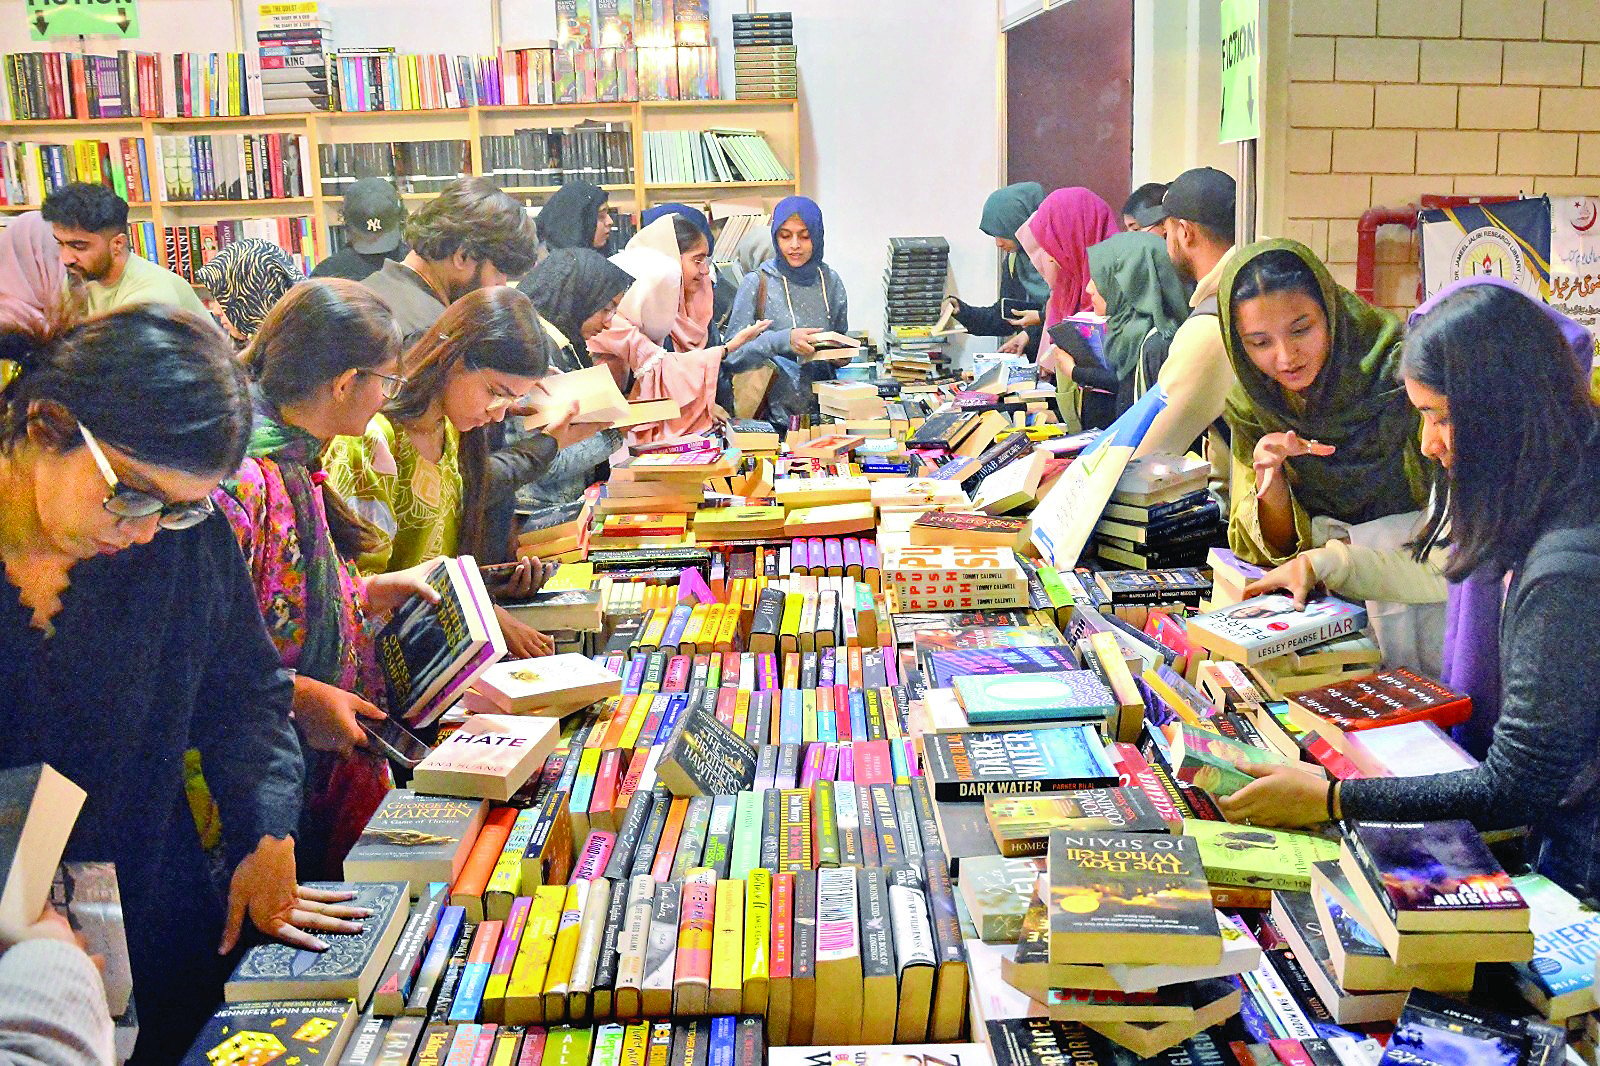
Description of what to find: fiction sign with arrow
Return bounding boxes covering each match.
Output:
[27,0,141,41]
[1219,0,1259,143]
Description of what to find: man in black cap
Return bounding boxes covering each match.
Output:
[1133,166,1240,460]
[310,176,409,282]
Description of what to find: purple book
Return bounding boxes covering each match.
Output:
[824,538,845,575]
[843,537,864,577]
[623,655,649,694]
[799,742,827,787]
[927,644,1080,690]
[818,647,837,688]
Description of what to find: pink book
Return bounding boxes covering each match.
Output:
[678,566,715,604]
[798,742,827,787]
[833,684,853,741]
[852,739,893,786]
[573,830,616,881]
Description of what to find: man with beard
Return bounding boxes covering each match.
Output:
[42,183,208,316]
[362,175,539,345]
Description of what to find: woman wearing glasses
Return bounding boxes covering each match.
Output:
[324,285,591,659]
[0,305,366,1061]
[216,280,449,878]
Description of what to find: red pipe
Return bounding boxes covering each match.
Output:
[1354,194,1521,306]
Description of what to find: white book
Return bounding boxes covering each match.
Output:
[473,653,622,716]
[409,714,559,802]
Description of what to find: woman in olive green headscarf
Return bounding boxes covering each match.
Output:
[1221,238,1428,564]
[947,182,1052,356]
[1066,230,1190,427]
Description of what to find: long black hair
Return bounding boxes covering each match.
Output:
[0,305,248,477]
[1228,248,1325,317]
[1403,283,1596,578]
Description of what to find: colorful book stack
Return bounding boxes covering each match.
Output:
[0,138,152,206]
[160,216,319,281]
[554,0,717,104]
[1091,453,1221,571]
[256,3,334,114]
[157,132,312,201]
[732,11,796,100]
[2,50,164,120]
[481,124,635,189]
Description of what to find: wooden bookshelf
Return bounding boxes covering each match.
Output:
[0,98,801,262]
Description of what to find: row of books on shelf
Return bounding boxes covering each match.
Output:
[557,0,716,50]
[481,124,635,190]
[317,140,471,197]
[122,216,318,283]
[0,138,151,206]
[642,129,789,185]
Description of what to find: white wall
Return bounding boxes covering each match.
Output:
[0,0,1005,344]
[1133,0,1236,187]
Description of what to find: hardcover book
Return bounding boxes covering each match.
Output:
[1185,593,1367,667]
[409,714,559,802]
[472,654,622,716]
[654,708,758,797]
[225,882,410,1006]
[921,725,1118,801]
[984,788,1168,857]
[180,999,359,1066]
[343,791,489,895]
[1343,820,1528,933]
[1046,831,1220,965]
[953,671,1114,725]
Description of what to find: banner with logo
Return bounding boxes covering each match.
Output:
[1420,196,1551,303]
[1550,197,1600,386]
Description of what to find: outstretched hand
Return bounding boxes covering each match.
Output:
[1215,761,1331,829]
[220,835,371,954]
[1242,554,1321,609]
[1253,431,1335,498]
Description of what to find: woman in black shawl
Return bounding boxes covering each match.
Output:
[535,181,613,254]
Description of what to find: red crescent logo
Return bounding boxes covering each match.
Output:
[1572,199,1597,233]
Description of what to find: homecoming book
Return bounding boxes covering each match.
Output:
[984,788,1168,857]
[1047,831,1220,965]
[921,725,1118,801]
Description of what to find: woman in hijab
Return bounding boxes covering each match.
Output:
[1221,238,1428,566]
[642,201,739,326]
[0,212,66,329]
[1065,231,1190,428]
[589,220,769,442]
[505,248,635,542]
[724,196,849,424]
[1018,187,1120,427]
[195,238,302,343]
[536,180,613,254]
[948,182,1051,356]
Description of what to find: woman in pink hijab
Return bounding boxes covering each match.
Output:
[1017,187,1120,425]
[589,214,768,442]
[0,212,66,329]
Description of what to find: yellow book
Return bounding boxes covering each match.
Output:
[797,592,818,654]
[740,579,759,627]
[543,879,590,1023]
[1141,667,1216,732]
[617,693,653,751]
[741,867,771,1015]
[709,878,745,1015]
[619,1023,650,1066]
[1089,632,1146,743]
[714,600,741,653]
[731,689,750,741]
[646,1023,672,1066]
[544,563,596,592]
[783,502,876,537]
[638,607,669,652]
[779,592,803,655]
[504,884,566,1024]
[483,808,537,922]
[773,475,871,507]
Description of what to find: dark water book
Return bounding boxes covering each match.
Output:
[225,882,410,1007]
[922,725,1117,801]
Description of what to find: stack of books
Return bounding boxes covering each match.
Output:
[642,129,790,184]
[884,236,950,334]
[732,11,796,100]
[1091,453,1222,570]
[318,139,472,197]
[256,3,334,114]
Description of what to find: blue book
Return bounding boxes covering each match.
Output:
[955,670,1115,725]
[708,1015,737,1066]
[778,688,804,746]
[920,724,1118,801]
[927,644,1080,690]
[1511,872,1600,1019]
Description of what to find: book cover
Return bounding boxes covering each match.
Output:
[654,708,758,797]
[1182,819,1337,892]
[925,644,1079,691]
[180,999,359,1065]
[1289,670,1472,739]
[957,855,1043,943]
[1510,872,1600,1019]
[376,558,502,727]
[410,715,559,803]
[1345,820,1528,932]
[954,671,1114,725]
[225,882,410,1005]
[51,862,132,1017]
[474,654,622,716]
[1047,831,1220,965]
[344,791,489,895]
[0,763,86,938]
[921,725,1118,801]
[1186,593,1367,667]
[983,788,1168,857]
[1376,991,1526,1066]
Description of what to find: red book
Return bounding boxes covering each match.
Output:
[589,748,623,831]
[1112,741,1183,828]
[1287,668,1471,753]
[266,133,285,198]
[851,739,892,786]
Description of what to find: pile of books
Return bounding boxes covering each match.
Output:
[482,124,635,189]
[732,11,796,100]
[1091,453,1221,570]
[318,139,472,197]
[884,236,950,333]
[642,129,790,185]
[257,3,334,114]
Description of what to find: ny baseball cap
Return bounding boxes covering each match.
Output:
[1151,167,1236,234]
[343,177,406,254]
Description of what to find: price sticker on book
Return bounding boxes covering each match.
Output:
[27,0,140,40]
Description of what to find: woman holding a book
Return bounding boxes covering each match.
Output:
[324,286,595,659]
[947,181,1053,357]
[724,195,849,425]
[217,279,454,878]
[1221,282,1600,898]
[1017,186,1121,429]
[1220,239,1429,567]
[0,305,368,1059]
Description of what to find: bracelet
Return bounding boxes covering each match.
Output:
[1326,780,1340,822]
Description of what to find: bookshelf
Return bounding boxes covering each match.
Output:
[0,97,800,267]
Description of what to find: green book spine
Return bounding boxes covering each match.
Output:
[729,791,763,880]
[812,781,841,868]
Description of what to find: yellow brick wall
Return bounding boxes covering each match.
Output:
[1283,0,1600,313]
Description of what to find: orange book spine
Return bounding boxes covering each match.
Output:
[452,807,519,920]
[650,798,689,882]
[674,879,715,1013]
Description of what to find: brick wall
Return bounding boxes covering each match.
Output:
[1281,0,1600,313]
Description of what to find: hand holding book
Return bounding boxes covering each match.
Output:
[1215,759,1334,829]
[1242,553,1322,609]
